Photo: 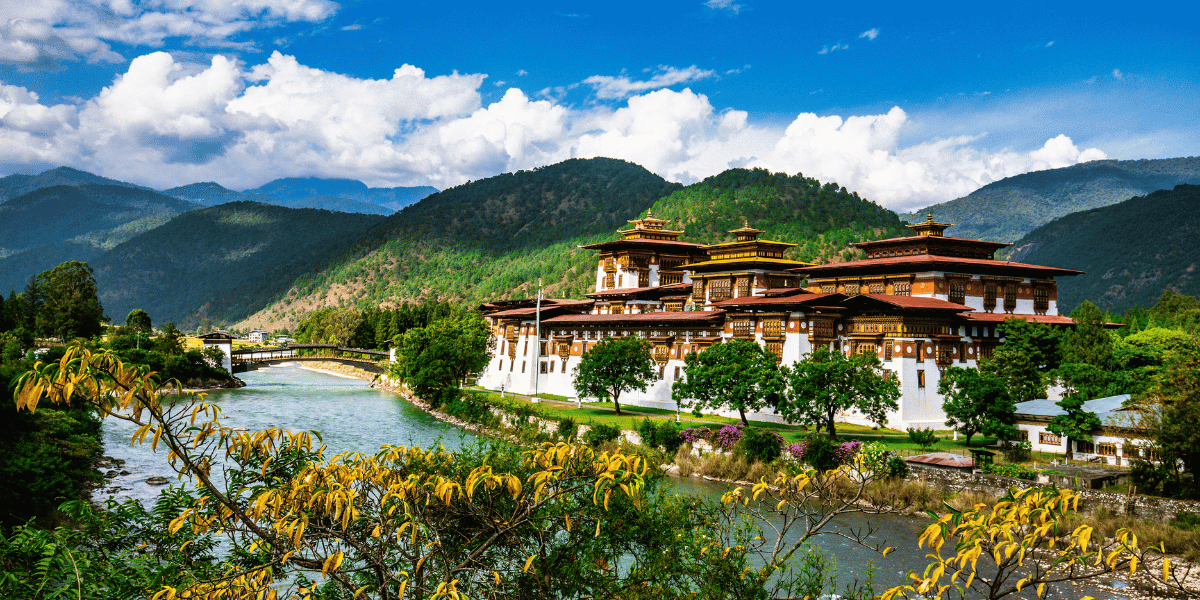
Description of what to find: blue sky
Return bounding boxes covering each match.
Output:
[1,1,1196,211]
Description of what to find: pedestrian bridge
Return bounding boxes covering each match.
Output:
[231,344,389,374]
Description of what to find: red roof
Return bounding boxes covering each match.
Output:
[963,312,1076,326]
[542,311,725,325]
[711,292,841,308]
[845,294,974,311]
[585,282,694,299]
[580,238,705,249]
[789,254,1083,277]
[852,235,1010,249]
[486,300,594,318]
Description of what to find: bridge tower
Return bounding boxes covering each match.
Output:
[199,331,236,373]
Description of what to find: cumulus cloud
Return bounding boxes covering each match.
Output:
[703,0,744,14]
[0,51,1108,208]
[818,43,849,54]
[583,65,716,99]
[0,0,339,68]
[859,28,879,40]
[1112,68,1124,80]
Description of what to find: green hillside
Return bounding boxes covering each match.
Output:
[90,202,385,328]
[236,162,905,331]
[1008,184,1200,313]
[901,157,1200,243]
[0,166,153,203]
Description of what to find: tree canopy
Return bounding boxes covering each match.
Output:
[571,335,656,416]
[779,346,899,437]
[938,366,1017,447]
[23,260,105,340]
[672,339,784,426]
[390,312,492,403]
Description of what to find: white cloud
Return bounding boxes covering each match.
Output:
[1046,40,1054,47]
[341,23,361,31]
[704,0,744,14]
[0,0,339,67]
[1112,68,1124,80]
[859,28,879,40]
[0,51,1110,208]
[818,43,849,54]
[582,65,716,99]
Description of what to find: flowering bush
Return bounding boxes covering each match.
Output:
[713,424,744,451]
[677,427,712,445]
[785,442,808,461]
[738,428,786,463]
[835,440,862,464]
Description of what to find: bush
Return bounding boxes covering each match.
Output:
[678,427,712,445]
[636,418,683,454]
[556,416,578,440]
[738,428,785,464]
[1000,440,1032,463]
[582,422,621,446]
[444,392,495,425]
[981,463,1038,480]
[789,435,842,471]
[713,424,744,451]
[906,427,939,450]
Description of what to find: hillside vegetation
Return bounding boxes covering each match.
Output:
[0,166,152,203]
[902,157,1200,243]
[237,162,905,331]
[90,201,384,328]
[1009,184,1200,313]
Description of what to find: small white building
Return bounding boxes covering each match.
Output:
[1014,394,1155,466]
[247,330,270,343]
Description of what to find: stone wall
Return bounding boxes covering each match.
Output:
[906,464,1200,522]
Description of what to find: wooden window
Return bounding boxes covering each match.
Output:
[618,274,624,288]
[959,343,967,363]
[915,341,924,360]
[660,272,682,286]
[498,359,502,370]
[523,341,527,355]
[762,319,783,338]
[674,366,680,380]
[948,280,966,305]
[893,281,910,296]
[884,343,893,360]
[857,343,877,356]
[917,370,926,388]
[1034,288,1049,314]
[638,270,650,288]
[1004,285,1017,313]
[540,362,548,374]
[540,341,548,356]
[604,273,615,289]
[692,279,705,301]
[1039,431,1061,445]
[731,320,754,338]
[658,365,665,379]
[709,279,732,302]
[736,277,751,298]
[868,282,885,294]
[1098,442,1116,456]
[766,342,783,362]
[983,284,997,312]
[1076,440,1094,454]
[821,284,837,294]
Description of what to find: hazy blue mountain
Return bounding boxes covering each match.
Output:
[245,177,437,211]
[0,166,153,203]
[1008,184,1200,313]
[163,182,250,206]
[90,201,386,327]
[272,195,394,215]
[901,157,1200,243]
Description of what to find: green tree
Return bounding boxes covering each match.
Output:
[571,335,656,416]
[779,347,899,437]
[1046,391,1102,460]
[979,346,1047,404]
[391,312,492,402]
[125,308,152,333]
[938,366,1017,447]
[24,261,105,340]
[997,317,1063,371]
[672,339,784,426]
[1062,300,1117,369]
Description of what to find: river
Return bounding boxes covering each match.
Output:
[97,363,1128,599]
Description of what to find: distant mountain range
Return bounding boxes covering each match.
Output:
[0,166,153,203]
[163,178,436,214]
[1008,184,1200,314]
[902,157,1200,243]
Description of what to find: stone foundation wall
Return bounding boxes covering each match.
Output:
[906,464,1200,522]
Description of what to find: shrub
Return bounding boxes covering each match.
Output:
[1000,440,1032,463]
[713,424,744,451]
[981,463,1038,480]
[738,428,785,464]
[791,435,842,471]
[678,427,712,445]
[444,393,495,426]
[857,441,906,478]
[835,440,862,464]
[556,416,578,440]
[906,427,939,450]
[635,418,683,454]
[582,422,621,446]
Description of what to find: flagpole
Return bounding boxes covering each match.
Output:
[533,279,542,403]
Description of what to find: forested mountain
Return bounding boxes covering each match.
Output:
[245,177,437,212]
[235,161,904,331]
[91,202,385,328]
[0,166,153,203]
[1008,184,1200,313]
[0,185,199,293]
[901,157,1200,243]
[162,181,256,206]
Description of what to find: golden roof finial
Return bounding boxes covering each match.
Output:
[647,208,654,218]
[743,217,749,228]
[926,210,934,222]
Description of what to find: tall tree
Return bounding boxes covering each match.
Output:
[938,366,1018,447]
[1046,386,1103,461]
[24,261,105,340]
[979,347,1047,404]
[673,339,784,426]
[125,308,152,333]
[1062,300,1117,369]
[391,312,492,402]
[572,335,656,416]
[779,346,899,437]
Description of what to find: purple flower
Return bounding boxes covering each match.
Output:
[835,440,862,463]
[714,424,744,451]
[677,427,712,444]
[786,442,809,460]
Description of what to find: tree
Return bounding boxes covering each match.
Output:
[779,347,899,437]
[24,261,105,340]
[571,335,656,416]
[391,312,492,402]
[125,308,152,333]
[1062,300,1117,370]
[997,317,1063,372]
[979,347,1047,404]
[672,339,784,426]
[885,485,1191,600]
[1046,388,1102,460]
[938,366,1017,447]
